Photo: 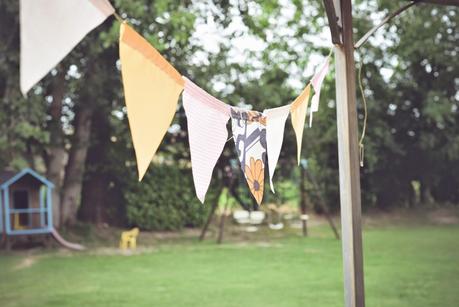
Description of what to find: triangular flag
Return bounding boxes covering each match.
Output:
[119,23,184,180]
[231,108,267,205]
[182,77,230,203]
[309,56,330,126]
[263,105,291,193]
[290,84,311,165]
[20,0,114,95]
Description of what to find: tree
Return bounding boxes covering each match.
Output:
[1,0,457,229]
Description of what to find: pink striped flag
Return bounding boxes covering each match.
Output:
[182,77,231,203]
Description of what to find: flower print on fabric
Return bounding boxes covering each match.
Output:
[245,157,264,204]
[231,108,267,205]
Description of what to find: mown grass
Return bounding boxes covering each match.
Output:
[0,223,458,307]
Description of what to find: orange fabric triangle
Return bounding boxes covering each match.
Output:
[290,84,311,164]
[119,23,184,180]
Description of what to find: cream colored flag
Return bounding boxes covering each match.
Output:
[290,84,311,165]
[20,0,114,95]
[263,105,291,193]
[309,57,330,126]
[119,23,184,180]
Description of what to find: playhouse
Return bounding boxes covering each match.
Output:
[0,168,53,236]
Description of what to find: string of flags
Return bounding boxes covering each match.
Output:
[19,0,331,205]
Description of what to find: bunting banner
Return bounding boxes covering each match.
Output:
[309,56,330,126]
[20,0,114,95]
[231,109,267,204]
[18,2,335,205]
[182,77,231,203]
[119,23,185,180]
[264,105,291,193]
[290,84,311,164]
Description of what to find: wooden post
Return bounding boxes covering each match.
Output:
[216,193,229,244]
[299,164,308,237]
[304,170,341,240]
[5,235,11,251]
[199,201,218,241]
[199,170,224,241]
[334,1,366,306]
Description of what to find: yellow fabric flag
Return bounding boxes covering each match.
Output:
[119,23,184,180]
[290,84,311,165]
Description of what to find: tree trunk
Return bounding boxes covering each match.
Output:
[79,108,111,225]
[45,70,66,228]
[60,104,94,225]
[79,171,108,224]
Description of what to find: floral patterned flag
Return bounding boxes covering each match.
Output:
[263,105,291,193]
[20,0,114,95]
[182,77,231,203]
[231,108,267,204]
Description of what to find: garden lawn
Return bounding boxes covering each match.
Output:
[1,225,458,307]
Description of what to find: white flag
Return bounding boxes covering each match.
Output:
[309,56,330,126]
[20,0,114,95]
[264,105,291,193]
[182,77,231,203]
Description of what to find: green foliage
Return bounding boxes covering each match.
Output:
[1,0,458,225]
[125,164,209,230]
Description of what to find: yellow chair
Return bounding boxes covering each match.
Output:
[119,227,139,250]
[13,213,26,230]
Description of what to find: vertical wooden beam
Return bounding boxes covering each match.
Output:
[0,190,3,236]
[47,187,53,232]
[323,0,342,44]
[299,164,308,237]
[334,1,366,306]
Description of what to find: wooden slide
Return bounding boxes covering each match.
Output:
[51,229,85,251]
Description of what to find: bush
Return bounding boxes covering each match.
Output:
[125,164,211,230]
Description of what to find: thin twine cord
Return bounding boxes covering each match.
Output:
[114,11,124,23]
[357,60,368,167]
[327,46,334,58]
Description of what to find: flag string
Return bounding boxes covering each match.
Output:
[112,4,333,114]
[113,11,124,23]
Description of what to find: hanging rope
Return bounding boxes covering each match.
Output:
[114,11,124,23]
[357,61,368,167]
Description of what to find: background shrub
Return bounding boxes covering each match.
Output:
[125,164,211,230]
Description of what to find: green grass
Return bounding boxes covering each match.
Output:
[1,224,458,307]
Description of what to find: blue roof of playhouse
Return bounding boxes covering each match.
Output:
[0,168,54,189]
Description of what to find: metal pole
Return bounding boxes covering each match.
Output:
[334,1,365,306]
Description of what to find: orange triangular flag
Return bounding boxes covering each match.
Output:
[119,23,184,180]
[290,84,311,165]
